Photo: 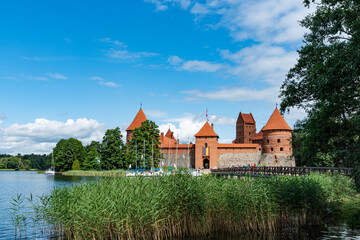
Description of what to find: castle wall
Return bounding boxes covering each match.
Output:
[161,146,195,168]
[259,154,295,167]
[217,152,262,168]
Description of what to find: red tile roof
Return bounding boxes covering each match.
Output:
[218,144,259,148]
[126,109,147,131]
[253,127,264,140]
[195,122,219,137]
[240,113,255,124]
[165,129,175,140]
[262,108,292,131]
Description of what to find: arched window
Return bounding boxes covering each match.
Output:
[277,139,281,143]
[267,139,269,143]
[271,148,273,152]
[205,143,208,148]
[280,147,283,151]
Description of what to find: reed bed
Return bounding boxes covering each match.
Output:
[35,173,356,239]
[62,169,126,177]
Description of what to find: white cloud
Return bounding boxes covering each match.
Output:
[25,76,49,81]
[20,56,49,61]
[145,110,168,118]
[100,38,128,47]
[101,38,159,60]
[107,49,159,59]
[181,60,224,72]
[0,118,107,154]
[145,0,191,11]
[183,87,279,102]
[0,113,6,125]
[90,76,120,87]
[220,44,298,85]
[46,73,67,80]
[168,55,184,65]
[158,113,235,142]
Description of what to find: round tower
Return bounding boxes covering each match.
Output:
[261,108,292,155]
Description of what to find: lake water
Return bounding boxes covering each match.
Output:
[1,171,360,240]
[0,171,98,239]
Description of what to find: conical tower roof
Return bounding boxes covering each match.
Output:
[126,108,147,131]
[165,129,176,140]
[262,108,292,131]
[195,122,219,137]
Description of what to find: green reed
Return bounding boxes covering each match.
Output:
[33,173,356,239]
[62,169,126,177]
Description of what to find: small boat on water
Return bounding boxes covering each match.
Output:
[45,151,55,175]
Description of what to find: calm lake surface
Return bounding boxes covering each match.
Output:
[1,171,360,240]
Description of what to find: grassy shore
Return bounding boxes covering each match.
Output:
[30,173,357,239]
[62,169,126,177]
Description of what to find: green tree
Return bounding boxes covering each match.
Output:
[83,141,101,170]
[53,138,86,172]
[127,120,161,170]
[72,159,81,170]
[100,127,126,170]
[280,0,360,167]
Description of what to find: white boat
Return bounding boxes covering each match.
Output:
[45,151,55,175]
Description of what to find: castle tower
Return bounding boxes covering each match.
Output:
[261,108,292,154]
[194,122,219,169]
[233,112,256,144]
[126,108,147,144]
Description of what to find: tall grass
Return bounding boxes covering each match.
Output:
[34,173,356,239]
[62,169,126,177]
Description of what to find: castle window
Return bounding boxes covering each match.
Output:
[205,143,208,148]
[249,132,251,135]
[267,139,269,144]
[249,139,251,141]
[280,147,283,151]
[271,148,273,152]
[277,139,281,143]
[259,148,261,151]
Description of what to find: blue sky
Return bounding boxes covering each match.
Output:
[0,0,312,154]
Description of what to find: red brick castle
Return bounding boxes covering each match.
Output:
[126,108,295,169]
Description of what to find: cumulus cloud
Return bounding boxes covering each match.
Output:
[101,38,159,60]
[25,75,49,81]
[107,49,159,59]
[46,73,67,80]
[90,76,120,87]
[145,0,191,11]
[158,113,235,142]
[0,118,107,154]
[167,55,184,65]
[220,44,298,85]
[146,0,313,43]
[0,113,6,125]
[183,87,279,102]
[180,60,224,72]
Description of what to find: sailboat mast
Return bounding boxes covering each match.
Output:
[135,142,138,170]
[168,139,171,168]
[151,138,154,171]
[143,139,146,170]
[187,140,190,169]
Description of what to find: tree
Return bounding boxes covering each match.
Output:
[100,127,126,170]
[280,0,360,167]
[83,141,101,170]
[127,120,161,169]
[72,159,81,170]
[53,138,86,172]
